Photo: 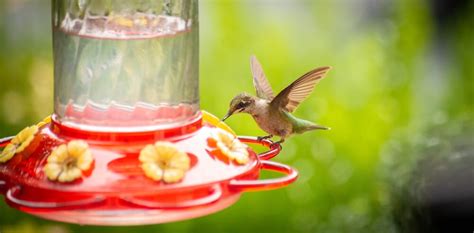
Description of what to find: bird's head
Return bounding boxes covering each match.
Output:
[221,93,256,121]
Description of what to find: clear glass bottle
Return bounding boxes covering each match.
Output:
[52,0,199,131]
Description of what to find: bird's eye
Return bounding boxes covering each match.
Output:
[237,102,245,109]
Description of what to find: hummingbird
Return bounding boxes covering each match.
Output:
[221,55,331,145]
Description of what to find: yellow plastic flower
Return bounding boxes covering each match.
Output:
[43,140,93,183]
[0,143,17,163]
[201,110,236,136]
[37,115,52,128]
[209,128,249,165]
[139,142,190,183]
[0,125,38,163]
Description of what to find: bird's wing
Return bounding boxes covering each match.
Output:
[271,66,331,112]
[251,55,274,100]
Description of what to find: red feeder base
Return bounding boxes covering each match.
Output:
[0,111,297,225]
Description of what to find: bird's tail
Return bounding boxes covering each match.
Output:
[308,124,331,131]
[293,117,331,134]
[297,122,331,134]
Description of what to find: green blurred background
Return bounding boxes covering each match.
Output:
[0,0,473,232]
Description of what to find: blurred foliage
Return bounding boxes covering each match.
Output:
[380,117,474,233]
[0,0,473,232]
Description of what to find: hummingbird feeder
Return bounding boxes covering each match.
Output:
[0,0,297,225]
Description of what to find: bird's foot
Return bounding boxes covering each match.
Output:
[270,139,285,147]
[257,135,273,141]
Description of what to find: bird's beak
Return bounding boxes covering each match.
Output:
[221,110,233,121]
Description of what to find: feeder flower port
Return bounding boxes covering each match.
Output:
[139,142,190,183]
[37,115,52,128]
[43,140,93,183]
[201,110,236,136]
[0,125,38,163]
[208,128,250,165]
